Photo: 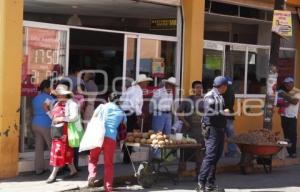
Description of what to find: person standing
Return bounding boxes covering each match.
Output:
[46,84,79,183]
[88,92,126,192]
[150,77,177,135]
[83,72,98,122]
[197,76,228,192]
[223,77,237,157]
[278,77,300,158]
[177,80,204,176]
[119,74,152,164]
[32,80,54,175]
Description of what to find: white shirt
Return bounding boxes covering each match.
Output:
[150,87,174,112]
[120,84,143,115]
[282,88,300,118]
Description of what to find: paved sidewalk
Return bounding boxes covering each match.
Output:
[1,154,300,192]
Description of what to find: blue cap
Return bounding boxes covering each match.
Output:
[225,76,233,85]
[213,76,228,87]
[283,77,294,84]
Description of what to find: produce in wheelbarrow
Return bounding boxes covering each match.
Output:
[231,129,281,145]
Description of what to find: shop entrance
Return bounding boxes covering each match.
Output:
[20,21,178,171]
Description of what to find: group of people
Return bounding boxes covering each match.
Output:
[31,70,299,192]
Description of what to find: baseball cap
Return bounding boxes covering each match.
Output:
[283,77,294,84]
[213,76,228,87]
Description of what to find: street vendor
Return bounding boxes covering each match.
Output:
[150,77,177,135]
[120,74,153,164]
[197,76,228,192]
[277,77,300,158]
[177,80,204,176]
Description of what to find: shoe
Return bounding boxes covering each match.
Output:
[195,183,205,192]
[46,177,56,184]
[63,171,78,180]
[88,177,96,188]
[206,184,218,191]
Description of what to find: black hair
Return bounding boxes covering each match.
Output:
[38,80,51,92]
[108,92,120,105]
[192,81,202,89]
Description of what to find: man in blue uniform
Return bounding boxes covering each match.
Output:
[197,76,228,192]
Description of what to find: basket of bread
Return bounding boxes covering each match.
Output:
[125,130,197,148]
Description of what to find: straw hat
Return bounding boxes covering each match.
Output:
[133,74,153,85]
[163,77,177,86]
[52,84,73,96]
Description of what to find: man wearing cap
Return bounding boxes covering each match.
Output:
[223,76,237,157]
[197,76,229,192]
[278,77,300,158]
[120,74,153,163]
[150,77,177,135]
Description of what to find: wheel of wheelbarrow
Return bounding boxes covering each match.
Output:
[137,162,155,188]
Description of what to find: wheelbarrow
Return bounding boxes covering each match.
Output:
[229,140,289,174]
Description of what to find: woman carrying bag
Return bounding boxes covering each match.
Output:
[46,84,83,183]
[87,92,126,192]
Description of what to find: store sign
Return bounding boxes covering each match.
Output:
[152,58,165,78]
[21,27,62,96]
[272,10,293,37]
[151,19,176,30]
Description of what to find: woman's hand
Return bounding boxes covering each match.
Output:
[53,117,65,124]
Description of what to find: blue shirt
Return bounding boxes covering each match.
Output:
[97,103,126,141]
[32,92,54,128]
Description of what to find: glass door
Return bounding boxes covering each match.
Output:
[20,22,69,152]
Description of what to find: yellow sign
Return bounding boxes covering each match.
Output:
[151,19,176,30]
[272,10,293,37]
[152,58,165,78]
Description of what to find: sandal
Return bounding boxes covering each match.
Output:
[46,177,56,184]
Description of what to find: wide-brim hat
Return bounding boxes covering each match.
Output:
[133,74,153,85]
[162,77,177,86]
[51,84,73,96]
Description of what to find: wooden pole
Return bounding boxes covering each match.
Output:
[263,0,285,130]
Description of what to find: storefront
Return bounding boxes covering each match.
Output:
[1,0,300,179]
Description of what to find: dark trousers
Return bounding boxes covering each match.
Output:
[123,112,138,163]
[198,127,224,186]
[281,116,297,156]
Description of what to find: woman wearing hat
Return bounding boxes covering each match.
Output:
[46,84,79,183]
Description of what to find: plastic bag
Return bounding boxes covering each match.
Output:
[68,119,84,148]
[79,117,105,152]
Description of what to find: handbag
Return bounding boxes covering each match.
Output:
[51,123,64,139]
[68,118,84,148]
[117,122,127,142]
[79,104,107,152]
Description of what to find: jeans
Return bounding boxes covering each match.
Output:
[152,112,172,134]
[198,127,224,186]
[281,116,297,156]
[225,119,237,155]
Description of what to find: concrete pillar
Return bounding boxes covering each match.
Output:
[182,0,205,95]
[0,0,23,179]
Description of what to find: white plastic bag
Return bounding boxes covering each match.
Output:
[79,104,106,152]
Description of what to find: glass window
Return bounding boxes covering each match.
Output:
[247,48,269,94]
[139,39,176,86]
[225,45,246,94]
[125,37,137,87]
[203,48,223,92]
[21,27,68,152]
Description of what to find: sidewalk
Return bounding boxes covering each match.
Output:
[1,154,300,192]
